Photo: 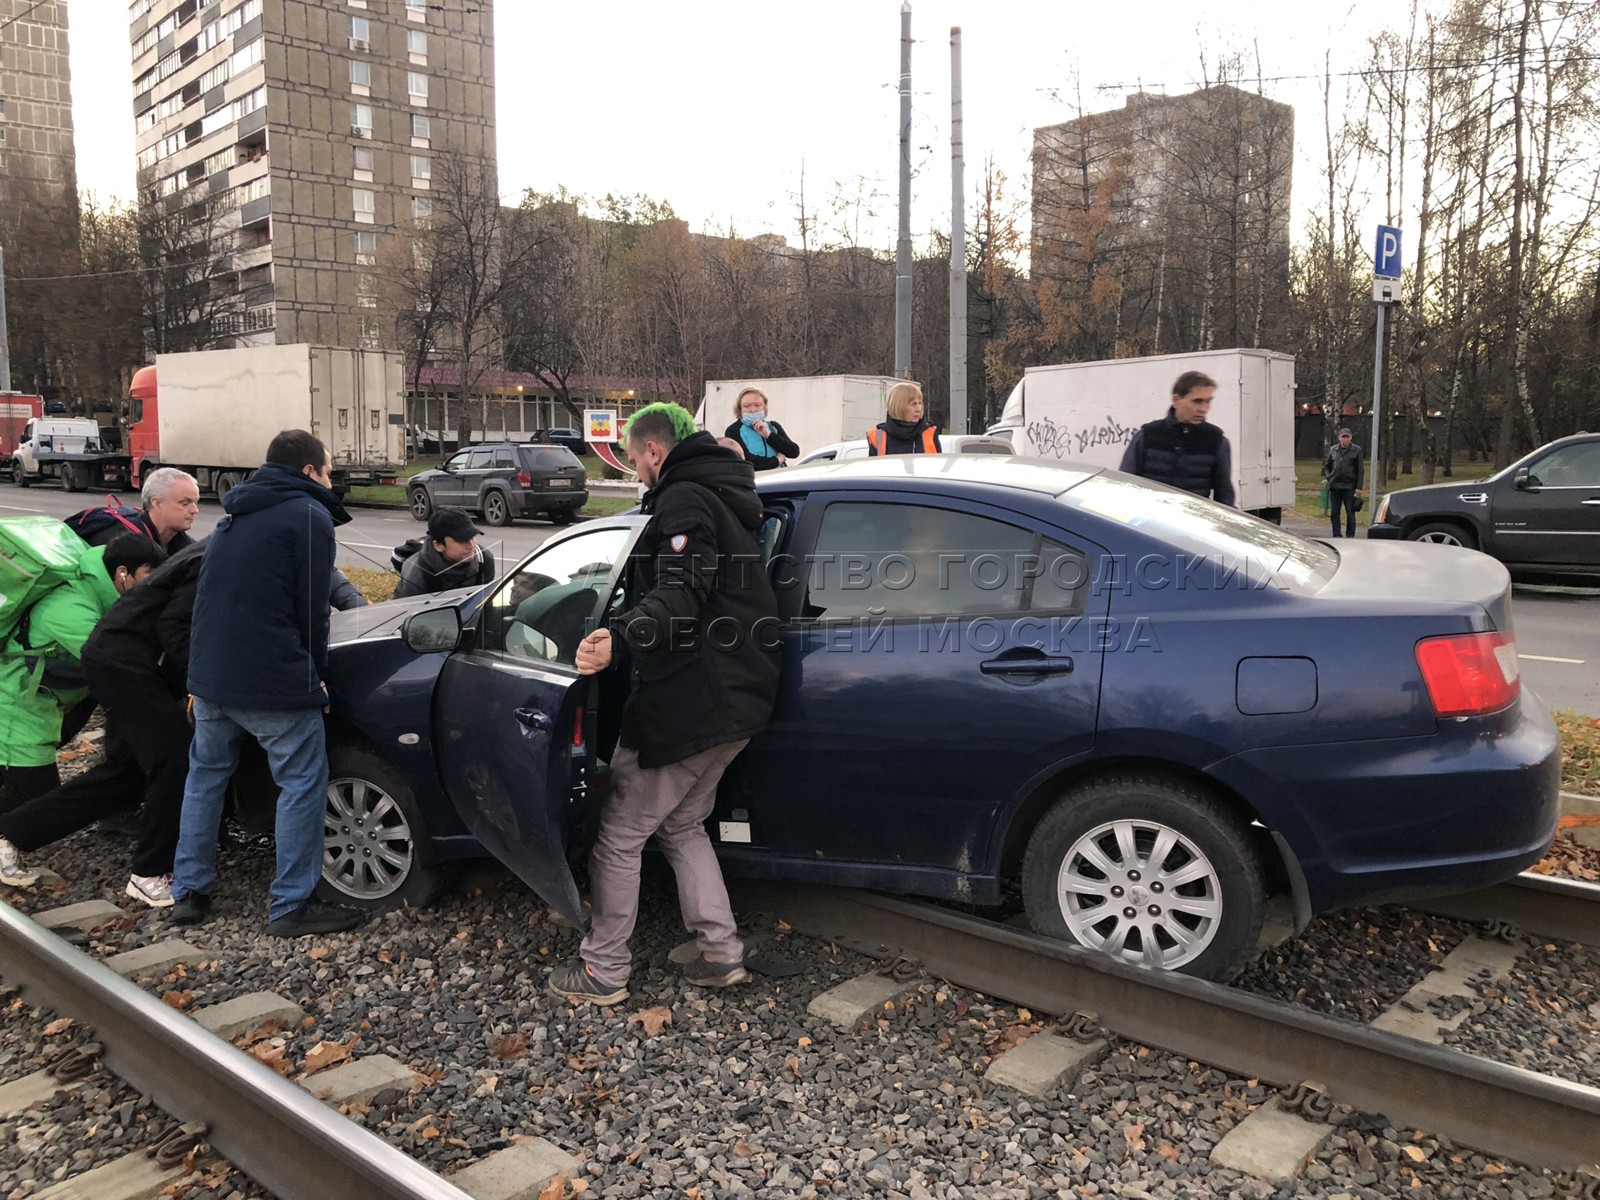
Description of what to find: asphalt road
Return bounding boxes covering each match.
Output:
[4,480,1594,715]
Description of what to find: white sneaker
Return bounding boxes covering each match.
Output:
[126,873,174,908]
[0,836,38,887]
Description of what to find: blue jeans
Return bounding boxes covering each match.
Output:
[173,698,328,921]
[1328,488,1358,538]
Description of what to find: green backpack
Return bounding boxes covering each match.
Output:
[0,515,92,650]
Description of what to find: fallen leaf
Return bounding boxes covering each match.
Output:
[1484,1163,1505,1175]
[491,1034,528,1059]
[733,1139,755,1157]
[161,992,193,1010]
[626,1006,673,1038]
[686,1189,702,1200]
[303,1036,358,1076]
[1402,1145,1427,1163]
[536,1176,567,1200]
[248,1041,292,1076]
[233,1019,287,1048]
[308,946,330,961]
[570,1182,588,1195]
[1156,1142,1180,1160]
[1123,1123,1146,1153]
[420,1126,440,1140]
[42,1018,74,1036]
[796,1036,812,1047]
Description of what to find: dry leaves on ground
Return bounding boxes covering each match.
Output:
[626,1006,673,1037]
[302,1036,358,1076]
[42,1018,74,1036]
[489,1033,528,1059]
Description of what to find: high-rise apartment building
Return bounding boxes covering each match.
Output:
[130,0,496,348]
[0,0,76,204]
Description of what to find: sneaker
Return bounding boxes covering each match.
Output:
[681,954,749,988]
[547,959,629,1006]
[126,873,174,909]
[169,892,214,926]
[0,836,38,888]
[265,899,365,938]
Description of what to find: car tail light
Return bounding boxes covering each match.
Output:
[517,471,531,487]
[1415,632,1519,717]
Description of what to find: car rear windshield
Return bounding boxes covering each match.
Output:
[523,447,581,470]
[1067,472,1338,593]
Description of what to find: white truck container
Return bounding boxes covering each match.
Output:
[991,348,1297,520]
[129,344,407,500]
[695,375,907,462]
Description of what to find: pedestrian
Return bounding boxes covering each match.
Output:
[867,382,942,456]
[168,430,364,937]
[723,387,799,470]
[391,508,497,599]
[0,528,165,836]
[1323,427,1364,538]
[548,403,782,1006]
[67,467,201,554]
[1118,371,1237,506]
[0,542,204,902]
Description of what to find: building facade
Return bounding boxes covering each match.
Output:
[0,0,76,203]
[130,0,496,348]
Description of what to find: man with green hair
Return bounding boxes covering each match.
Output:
[549,402,782,1006]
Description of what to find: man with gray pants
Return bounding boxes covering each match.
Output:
[548,404,781,1006]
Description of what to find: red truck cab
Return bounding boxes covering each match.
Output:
[128,366,159,487]
[1,392,44,461]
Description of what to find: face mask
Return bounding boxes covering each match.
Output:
[741,413,763,427]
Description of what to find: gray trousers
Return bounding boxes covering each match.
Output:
[580,739,748,986]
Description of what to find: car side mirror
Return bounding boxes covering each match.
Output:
[401,607,462,653]
[1512,468,1531,491]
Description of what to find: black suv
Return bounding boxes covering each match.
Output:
[408,442,589,527]
[1367,431,1600,575]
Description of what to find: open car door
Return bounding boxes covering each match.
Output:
[433,519,645,926]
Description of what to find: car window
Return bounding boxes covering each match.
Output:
[1529,443,1600,488]
[478,527,633,667]
[802,502,1086,622]
[493,447,518,469]
[467,448,493,470]
[526,447,580,470]
[443,450,471,471]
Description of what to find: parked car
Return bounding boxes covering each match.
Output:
[536,427,590,457]
[407,441,588,527]
[308,457,1558,980]
[794,433,1014,466]
[1368,432,1600,576]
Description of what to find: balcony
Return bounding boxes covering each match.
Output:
[238,108,267,139]
[239,195,270,226]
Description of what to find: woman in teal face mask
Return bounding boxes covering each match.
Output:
[723,388,800,472]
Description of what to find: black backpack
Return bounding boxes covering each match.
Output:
[391,538,423,574]
[65,496,153,547]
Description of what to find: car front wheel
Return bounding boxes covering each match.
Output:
[408,487,433,521]
[1407,521,1478,550]
[1021,774,1264,980]
[318,746,450,910]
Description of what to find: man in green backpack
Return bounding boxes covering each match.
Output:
[0,523,165,842]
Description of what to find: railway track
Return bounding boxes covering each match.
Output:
[732,876,1600,1172]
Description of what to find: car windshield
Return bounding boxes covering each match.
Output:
[1069,473,1338,592]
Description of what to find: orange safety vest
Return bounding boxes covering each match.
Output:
[867,425,939,455]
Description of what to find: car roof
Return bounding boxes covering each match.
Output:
[763,454,1099,495]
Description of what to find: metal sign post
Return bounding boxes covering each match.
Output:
[1369,226,1402,527]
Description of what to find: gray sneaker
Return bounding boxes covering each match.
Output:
[681,954,749,988]
[0,837,38,888]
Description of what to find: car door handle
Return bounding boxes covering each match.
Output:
[514,707,553,732]
[980,652,1075,677]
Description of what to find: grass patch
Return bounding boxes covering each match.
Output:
[1289,457,1499,520]
[343,566,399,605]
[583,495,638,518]
[1556,710,1600,796]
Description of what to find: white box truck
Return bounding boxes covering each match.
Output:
[127,344,407,501]
[990,348,1297,520]
[695,375,906,462]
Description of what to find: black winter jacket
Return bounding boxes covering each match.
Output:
[723,418,800,470]
[83,539,206,696]
[866,416,943,456]
[1323,442,1364,490]
[393,540,497,598]
[1119,410,1236,506]
[187,462,351,711]
[613,432,782,768]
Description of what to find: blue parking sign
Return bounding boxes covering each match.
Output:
[1375,225,1402,279]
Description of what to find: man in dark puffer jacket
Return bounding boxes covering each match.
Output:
[548,403,781,1008]
[1118,371,1237,506]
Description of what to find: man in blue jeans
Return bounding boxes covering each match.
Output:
[170,430,364,937]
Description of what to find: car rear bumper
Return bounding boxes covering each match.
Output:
[1210,696,1561,913]
[512,488,589,515]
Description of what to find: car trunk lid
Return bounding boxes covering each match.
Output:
[1315,539,1513,633]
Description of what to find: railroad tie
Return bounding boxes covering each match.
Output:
[29,1149,197,1200]
[983,1014,1109,1099]
[1208,1082,1336,1182]
[32,900,128,934]
[448,1139,583,1200]
[1370,934,1523,1044]
[806,972,921,1030]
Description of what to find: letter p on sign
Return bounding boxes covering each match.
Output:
[1375,225,1402,279]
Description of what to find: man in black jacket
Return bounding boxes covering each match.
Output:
[392,508,497,598]
[1118,371,1237,506]
[1322,427,1364,538]
[549,404,781,1006]
[0,541,205,906]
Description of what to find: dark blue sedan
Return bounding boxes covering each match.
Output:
[310,457,1560,979]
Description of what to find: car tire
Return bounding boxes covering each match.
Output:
[549,507,575,526]
[16,467,30,488]
[408,487,433,522]
[1407,521,1477,550]
[1021,773,1264,980]
[214,471,243,507]
[317,745,451,911]
[61,463,86,493]
[482,489,513,527]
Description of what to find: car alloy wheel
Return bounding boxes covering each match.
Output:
[483,490,512,526]
[1408,522,1475,549]
[323,775,415,902]
[408,488,433,521]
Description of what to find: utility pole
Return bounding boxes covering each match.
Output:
[949,27,967,435]
[0,244,11,392]
[894,2,913,378]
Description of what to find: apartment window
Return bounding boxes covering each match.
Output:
[236,175,270,205]
[353,187,376,224]
[409,155,430,188]
[411,196,432,221]
[349,15,371,50]
[360,318,382,349]
[199,59,230,94]
[405,0,426,20]
[350,102,372,137]
[352,144,374,181]
[355,230,377,266]
[230,37,263,77]
[407,72,429,105]
[407,29,427,62]
[348,0,367,6]
[349,59,370,94]
[410,113,430,147]
[358,275,378,308]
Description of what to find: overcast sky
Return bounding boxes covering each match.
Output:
[69,0,1400,252]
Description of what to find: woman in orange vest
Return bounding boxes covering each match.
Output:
[866,382,942,456]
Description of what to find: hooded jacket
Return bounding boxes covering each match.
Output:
[613,431,782,768]
[866,415,943,456]
[83,539,206,696]
[393,539,497,598]
[186,462,351,711]
[1119,410,1236,506]
[0,541,120,767]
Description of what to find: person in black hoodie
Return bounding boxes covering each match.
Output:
[392,507,497,598]
[0,540,206,907]
[548,404,781,1007]
[866,381,943,456]
[169,430,365,938]
[1118,370,1237,506]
